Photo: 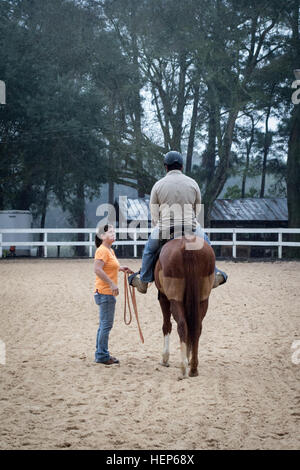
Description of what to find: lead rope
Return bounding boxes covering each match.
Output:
[123,272,144,344]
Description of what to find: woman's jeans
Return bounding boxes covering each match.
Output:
[94,292,116,363]
[140,225,212,283]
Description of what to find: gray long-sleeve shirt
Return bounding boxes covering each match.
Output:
[150,170,202,231]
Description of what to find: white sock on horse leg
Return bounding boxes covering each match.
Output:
[180,342,188,378]
[162,333,170,364]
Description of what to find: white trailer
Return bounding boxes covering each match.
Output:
[0,211,33,256]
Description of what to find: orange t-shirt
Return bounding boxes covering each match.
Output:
[94,245,120,295]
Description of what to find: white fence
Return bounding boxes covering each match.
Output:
[0,228,300,259]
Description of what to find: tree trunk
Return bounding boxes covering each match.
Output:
[287,0,300,256]
[108,180,114,205]
[0,184,3,210]
[14,183,34,210]
[131,29,145,197]
[150,52,188,153]
[203,102,240,226]
[186,84,200,174]
[241,149,250,199]
[287,103,300,257]
[202,87,218,187]
[287,104,300,226]
[74,181,86,257]
[170,52,187,151]
[287,0,300,258]
[260,87,274,198]
[242,115,255,198]
[38,181,49,257]
[108,146,115,205]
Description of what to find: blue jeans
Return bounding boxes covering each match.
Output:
[94,293,116,363]
[140,225,211,283]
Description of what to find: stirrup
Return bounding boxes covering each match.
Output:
[128,270,141,286]
[213,269,228,288]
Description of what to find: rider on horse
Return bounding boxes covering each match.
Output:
[129,151,228,293]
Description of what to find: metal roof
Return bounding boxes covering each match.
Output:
[211,198,288,222]
[118,197,288,222]
[0,210,32,214]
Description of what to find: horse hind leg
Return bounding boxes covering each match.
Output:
[187,344,192,365]
[170,300,188,379]
[189,330,201,377]
[162,332,171,367]
[159,293,172,367]
[179,341,189,380]
[189,300,208,377]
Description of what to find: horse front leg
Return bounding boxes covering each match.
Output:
[159,293,172,367]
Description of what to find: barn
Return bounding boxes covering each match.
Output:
[114,197,288,258]
[210,198,288,229]
[210,198,288,258]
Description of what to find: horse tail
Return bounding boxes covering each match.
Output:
[181,236,215,351]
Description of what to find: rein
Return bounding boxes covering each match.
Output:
[123,272,144,344]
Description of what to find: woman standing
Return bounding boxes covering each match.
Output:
[94,224,133,365]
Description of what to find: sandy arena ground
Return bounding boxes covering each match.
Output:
[0,259,299,450]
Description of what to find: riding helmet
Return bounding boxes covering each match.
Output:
[164,151,184,167]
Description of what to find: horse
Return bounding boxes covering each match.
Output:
[154,234,215,379]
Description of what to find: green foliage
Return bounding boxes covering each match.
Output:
[224,185,259,199]
[0,0,108,222]
[0,0,298,228]
[224,185,242,199]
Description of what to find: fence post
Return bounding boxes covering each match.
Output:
[44,232,48,258]
[232,229,237,258]
[0,232,2,258]
[89,232,93,258]
[278,232,282,259]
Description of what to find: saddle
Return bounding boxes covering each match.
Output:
[154,225,195,300]
[128,225,196,296]
[153,225,195,270]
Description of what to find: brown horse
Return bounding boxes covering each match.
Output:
[154,234,215,379]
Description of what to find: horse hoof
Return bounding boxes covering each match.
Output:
[189,369,199,377]
[160,361,170,367]
[177,374,188,381]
